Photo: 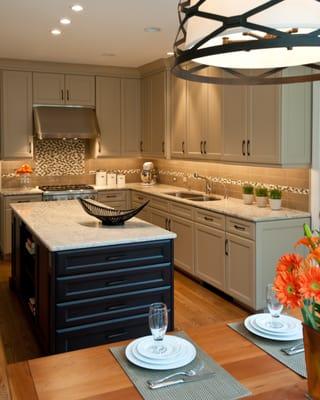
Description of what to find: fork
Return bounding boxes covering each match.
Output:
[147,369,196,386]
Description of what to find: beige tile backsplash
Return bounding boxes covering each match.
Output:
[1,156,310,212]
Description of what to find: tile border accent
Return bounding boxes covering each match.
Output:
[158,170,309,195]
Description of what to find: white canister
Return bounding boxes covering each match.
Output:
[107,173,117,188]
[117,174,126,188]
[95,171,107,187]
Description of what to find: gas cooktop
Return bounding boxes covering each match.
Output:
[39,185,95,192]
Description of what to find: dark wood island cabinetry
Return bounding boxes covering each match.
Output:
[11,200,175,354]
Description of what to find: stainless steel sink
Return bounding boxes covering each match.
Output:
[165,191,222,201]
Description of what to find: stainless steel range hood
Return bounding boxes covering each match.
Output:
[33,106,100,140]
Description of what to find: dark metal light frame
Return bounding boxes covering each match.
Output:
[173,0,320,85]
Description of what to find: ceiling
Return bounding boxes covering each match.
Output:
[0,0,178,67]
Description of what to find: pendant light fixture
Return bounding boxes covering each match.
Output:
[173,0,320,85]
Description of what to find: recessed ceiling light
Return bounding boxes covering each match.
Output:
[51,29,61,36]
[167,52,174,56]
[71,4,83,12]
[144,27,161,33]
[60,18,71,25]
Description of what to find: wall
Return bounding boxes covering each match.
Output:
[153,159,310,212]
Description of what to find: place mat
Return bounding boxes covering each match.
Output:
[228,321,306,378]
[110,332,251,400]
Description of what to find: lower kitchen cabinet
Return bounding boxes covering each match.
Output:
[170,216,194,274]
[97,190,128,209]
[225,233,255,307]
[194,223,225,292]
[150,208,167,230]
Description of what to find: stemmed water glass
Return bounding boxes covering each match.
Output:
[266,283,284,329]
[148,303,168,354]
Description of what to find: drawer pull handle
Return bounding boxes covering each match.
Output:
[104,195,117,199]
[225,239,229,256]
[137,196,144,201]
[106,331,127,340]
[242,140,246,156]
[234,224,246,231]
[204,216,214,222]
[105,280,126,286]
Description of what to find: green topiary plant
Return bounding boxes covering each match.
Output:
[242,184,254,195]
[255,186,268,197]
[269,188,282,200]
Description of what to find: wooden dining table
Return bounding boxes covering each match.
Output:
[7,322,307,400]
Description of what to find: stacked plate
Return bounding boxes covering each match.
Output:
[125,335,197,370]
[244,313,303,341]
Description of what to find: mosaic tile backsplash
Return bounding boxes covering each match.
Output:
[34,139,86,176]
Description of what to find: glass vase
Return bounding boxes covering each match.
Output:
[303,323,320,400]
[20,173,30,188]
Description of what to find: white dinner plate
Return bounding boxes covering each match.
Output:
[135,335,182,361]
[244,315,303,341]
[250,316,299,337]
[253,313,300,334]
[125,336,197,370]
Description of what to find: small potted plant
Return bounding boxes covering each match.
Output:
[255,186,268,207]
[242,184,254,205]
[269,188,282,210]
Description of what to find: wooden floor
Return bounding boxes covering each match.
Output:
[0,260,247,363]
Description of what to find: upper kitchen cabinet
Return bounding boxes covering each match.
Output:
[186,67,222,160]
[33,73,95,107]
[221,68,311,166]
[141,71,166,157]
[1,70,33,159]
[95,76,141,157]
[121,78,141,156]
[171,74,187,158]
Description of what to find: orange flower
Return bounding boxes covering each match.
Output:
[274,272,302,308]
[295,237,320,250]
[308,247,320,263]
[276,254,302,274]
[299,266,320,302]
[16,164,33,175]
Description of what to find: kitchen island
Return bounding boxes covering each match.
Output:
[10,200,176,354]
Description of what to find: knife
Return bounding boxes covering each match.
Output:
[148,372,215,390]
[281,343,304,356]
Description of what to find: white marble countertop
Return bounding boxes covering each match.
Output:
[2,183,310,222]
[0,187,43,196]
[11,200,176,252]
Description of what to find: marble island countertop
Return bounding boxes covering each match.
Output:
[11,200,176,252]
[2,183,310,223]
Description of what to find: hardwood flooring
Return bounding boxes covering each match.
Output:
[0,260,247,364]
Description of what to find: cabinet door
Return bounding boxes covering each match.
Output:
[141,76,151,154]
[1,71,33,159]
[150,209,168,229]
[65,75,95,106]
[33,72,64,105]
[96,77,121,157]
[186,79,207,158]
[171,74,187,158]
[225,233,255,308]
[206,68,222,160]
[194,223,225,291]
[121,79,141,156]
[221,84,248,162]
[170,215,194,274]
[150,72,166,157]
[248,84,281,164]
[132,202,151,223]
[4,209,12,255]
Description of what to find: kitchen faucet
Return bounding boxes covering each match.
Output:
[193,173,213,195]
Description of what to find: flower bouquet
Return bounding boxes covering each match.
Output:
[16,164,33,188]
[274,223,320,399]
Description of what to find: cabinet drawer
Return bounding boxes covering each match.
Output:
[132,202,151,222]
[56,264,172,302]
[150,197,169,212]
[97,190,126,203]
[194,208,225,230]
[132,191,150,204]
[5,195,42,209]
[226,217,255,240]
[99,201,126,210]
[169,201,193,219]
[55,240,172,276]
[55,311,172,353]
[56,287,171,328]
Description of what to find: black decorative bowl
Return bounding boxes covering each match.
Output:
[78,198,150,226]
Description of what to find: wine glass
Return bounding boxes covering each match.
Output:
[266,284,284,329]
[148,303,168,354]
